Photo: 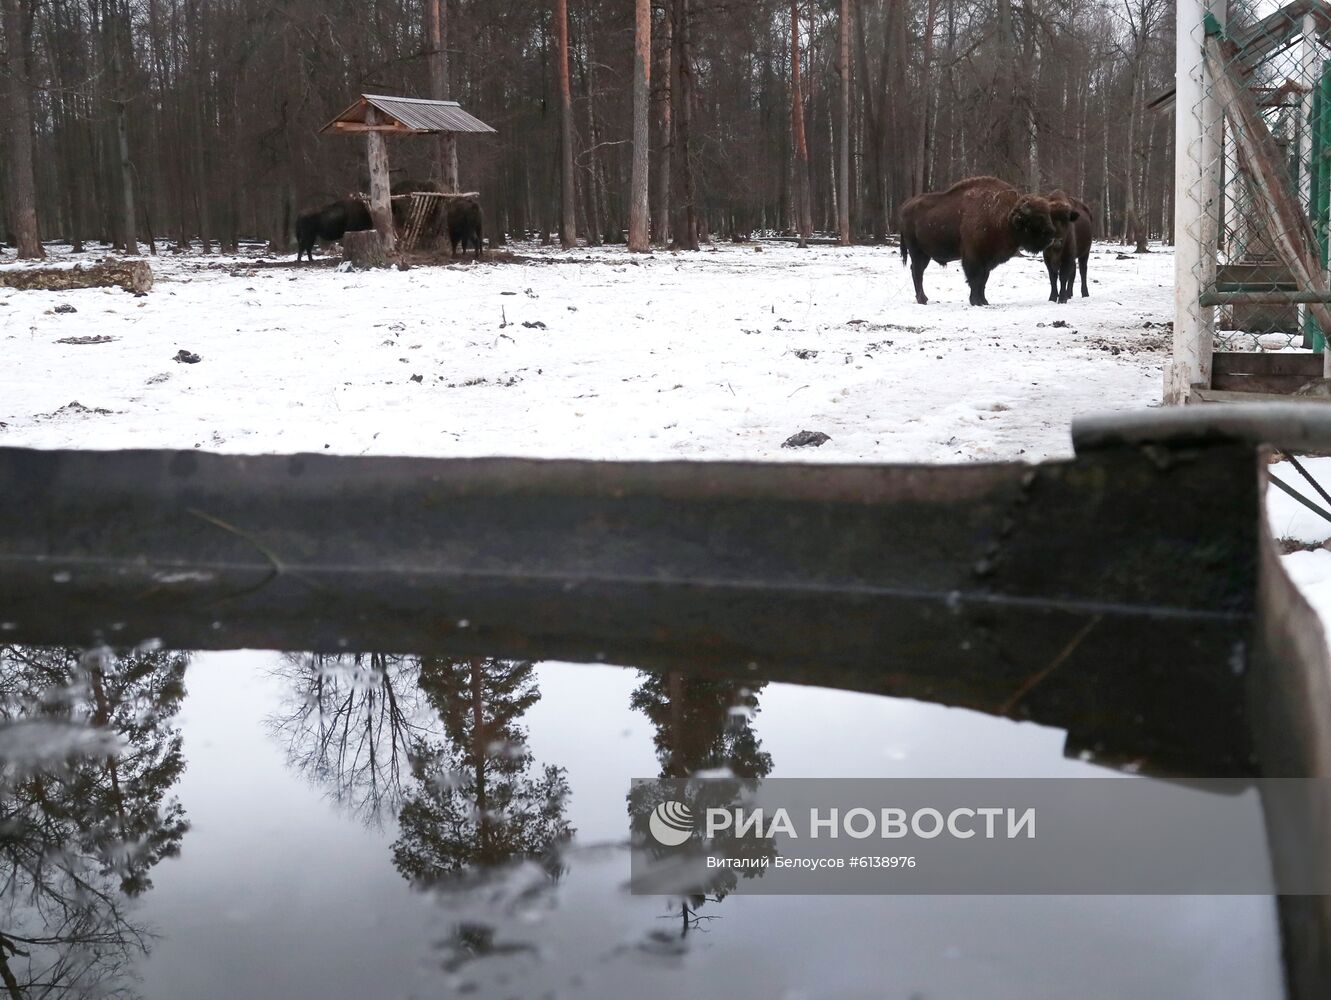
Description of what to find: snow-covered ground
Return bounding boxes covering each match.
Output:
[1268,457,1331,635]
[1,240,1169,462]
[3,237,1331,644]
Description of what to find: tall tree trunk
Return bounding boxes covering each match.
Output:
[653,7,672,247]
[1022,0,1040,191]
[427,0,459,190]
[671,0,697,250]
[2,0,44,257]
[914,0,939,196]
[1123,62,1139,247]
[789,0,811,245]
[628,0,651,251]
[838,0,851,244]
[110,0,136,254]
[580,17,604,246]
[1133,66,1150,253]
[994,0,1020,185]
[555,0,576,248]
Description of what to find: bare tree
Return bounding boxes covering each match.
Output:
[555,0,576,248]
[427,0,459,191]
[1,0,43,258]
[3,0,1179,255]
[790,0,812,245]
[653,5,672,247]
[628,0,651,251]
[838,0,851,244]
[670,0,698,250]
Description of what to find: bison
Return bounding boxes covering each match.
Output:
[899,176,1064,306]
[294,199,373,263]
[388,189,483,261]
[439,197,484,261]
[1043,190,1092,303]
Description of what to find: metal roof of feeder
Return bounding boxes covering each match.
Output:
[320,95,497,135]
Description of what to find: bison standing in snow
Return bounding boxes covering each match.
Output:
[294,199,374,263]
[440,198,484,261]
[1043,190,1092,303]
[899,176,1067,306]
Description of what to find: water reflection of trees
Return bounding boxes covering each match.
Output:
[0,644,190,997]
[267,653,574,875]
[392,658,573,884]
[266,653,428,826]
[628,671,774,934]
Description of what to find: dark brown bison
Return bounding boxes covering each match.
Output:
[899,176,1063,306]
[1043,190,1092,303]
[295,199,373,263]
[434,197,483,261]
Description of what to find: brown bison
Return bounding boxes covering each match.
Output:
[440,197,484,261]
[295,199,373,263]
[388,189,484,261]
[899,176,1065,306]
[1043,190,1092,303]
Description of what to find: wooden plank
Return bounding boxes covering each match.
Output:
[1192,387,1331,404]
[1203,290,1331,304]
[328,122,420,135]
[1217,261,1298,286]
[1212,373,1319,393]
[402,192,436,252]
[1214,352,1325,376]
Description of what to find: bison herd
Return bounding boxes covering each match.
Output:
[293,172,1092,305]
[900,175,1094,307]
[294,179,484,264]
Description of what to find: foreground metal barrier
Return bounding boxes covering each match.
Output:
[1,403,1330,997]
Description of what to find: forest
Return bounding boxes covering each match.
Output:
[0,0,1175,257]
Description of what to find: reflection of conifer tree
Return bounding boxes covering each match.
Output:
[628,671,774,929]
[0,644,190,995]
[266,653,426,826]
[392,658,572,884]
[630,672,772,781]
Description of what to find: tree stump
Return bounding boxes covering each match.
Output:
[342,230,388,269]
[0,258,153,294]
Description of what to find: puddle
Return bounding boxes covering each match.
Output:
[0,644,1285,999]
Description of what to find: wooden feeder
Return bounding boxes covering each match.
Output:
[320,94,496,254]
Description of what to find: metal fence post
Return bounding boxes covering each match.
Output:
[1167,0,1224,404]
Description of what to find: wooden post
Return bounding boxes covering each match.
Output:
[365,108,396,254]
[1166,0,1223,405]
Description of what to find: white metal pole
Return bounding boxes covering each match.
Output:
[1166,0,1224,404]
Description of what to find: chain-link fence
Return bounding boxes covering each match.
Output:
[1168,0,1331,403]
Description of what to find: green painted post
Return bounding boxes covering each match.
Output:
[1314,62,1331,353]
[1305,76,1322,346]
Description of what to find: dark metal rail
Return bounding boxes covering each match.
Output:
[3,403,1331,997]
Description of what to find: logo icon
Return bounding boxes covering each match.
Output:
[648,800,695,847]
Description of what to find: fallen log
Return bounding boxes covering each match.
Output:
[0,258,153,295]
